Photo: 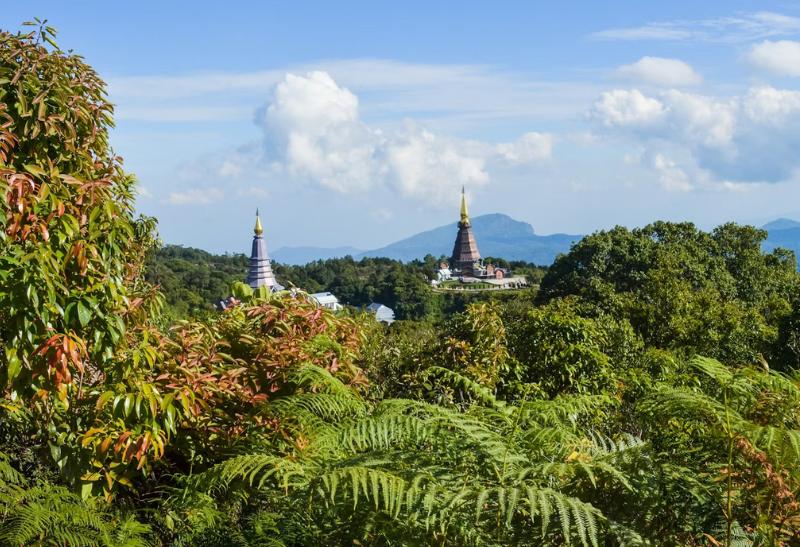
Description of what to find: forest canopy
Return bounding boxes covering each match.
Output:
[3,21,800,546]
[146,247,546,321]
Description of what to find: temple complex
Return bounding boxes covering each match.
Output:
[434,188,528,290]
[246,210,280,291]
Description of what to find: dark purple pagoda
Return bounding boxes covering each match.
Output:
[450,187,481,276]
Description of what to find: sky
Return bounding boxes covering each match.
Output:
[6,1,800,253]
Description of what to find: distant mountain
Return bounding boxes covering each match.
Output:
[359,213,580,265]
[272,216,800,268]
[761,218,800,262]
[272,246,364,265]
[762,218,800,231]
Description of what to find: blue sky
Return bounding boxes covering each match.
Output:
[6,2,800,252]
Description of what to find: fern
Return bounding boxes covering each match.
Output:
[0,480,151,547]
[193,370,628,546]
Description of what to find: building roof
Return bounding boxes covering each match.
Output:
[310,292,340,305]
[367,302,395,323]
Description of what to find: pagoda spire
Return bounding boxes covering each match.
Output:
[460,186,469,224]
[254,208,264,235]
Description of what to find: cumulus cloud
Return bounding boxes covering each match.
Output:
[238,71,552,204]
[592,89,666,127]
[615,57,702,87]
[385,126,489,200]
[743,86,800,122]
[591,86,800,185]
[746,40,800,77]
[168,187,224,205]
[257,71,383,193]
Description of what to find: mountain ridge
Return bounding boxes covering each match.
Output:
[273,213,582,265]
[762,218,800,259]
[213,216,800,267]
[762,218,800,231]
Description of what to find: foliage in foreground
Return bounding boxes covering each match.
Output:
[4,20,800,547]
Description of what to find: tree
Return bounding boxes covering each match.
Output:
[0,21,162,493]
[538,222,799,366]
[505,299,643,398]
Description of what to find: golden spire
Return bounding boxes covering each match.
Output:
[254,209,264,235]
[460,186,470,224]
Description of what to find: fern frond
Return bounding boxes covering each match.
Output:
[423,366,508,411]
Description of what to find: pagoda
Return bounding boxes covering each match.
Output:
[450,187,481,276]
[246,210,279,290]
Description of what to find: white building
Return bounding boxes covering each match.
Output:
[310,292,343,311]
[366,302,395,324]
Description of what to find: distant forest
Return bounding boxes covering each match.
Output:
[145,245,547,320]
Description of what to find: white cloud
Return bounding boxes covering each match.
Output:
[593,89,735,146]
[591,89,666,127]
[385,126,489,201]
[217,161,242,179]
[743,86,800,123]
[615,57,702,87]
[136,186,153,198]
[591,86,800,186]
[661,90,736,147]
[746,40,800,77]
[496,132,553,163]
[259,71,382,193]
[594,27,693,41]
[236,71,552,204]
[592,11,800,42]
[167,187,224,205]
[651,153,693,192]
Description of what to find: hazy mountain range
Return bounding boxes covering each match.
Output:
[272,213,580,265]
[761,218,800,257]
[272,214,800,266]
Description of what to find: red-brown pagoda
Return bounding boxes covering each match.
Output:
[450,186,481,276]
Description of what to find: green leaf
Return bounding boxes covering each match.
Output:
[80,481,94,499]
[5,348,21,383]
[49,443,61,463]
[23,163,46,177]
[6,355,21,383]
[77,301,91,327]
